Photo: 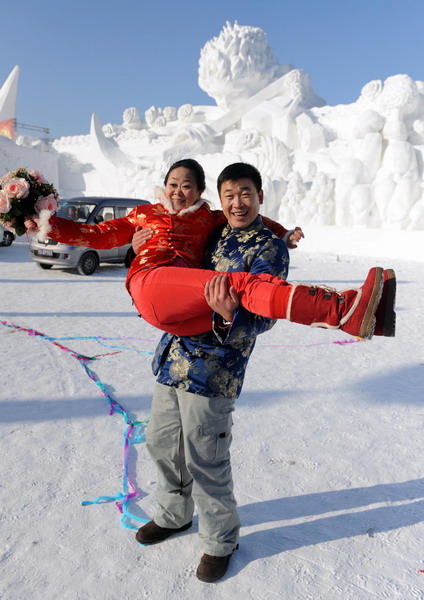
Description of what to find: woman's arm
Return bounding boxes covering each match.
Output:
[25,205,149,250]
[261,217,304,248]
[47,213,138,249]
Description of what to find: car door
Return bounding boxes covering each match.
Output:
[93,205,120,262]
[114,204,139,261]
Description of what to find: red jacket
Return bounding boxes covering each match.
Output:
[49,198,289,288]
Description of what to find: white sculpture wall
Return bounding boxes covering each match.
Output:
[4,21,424,230]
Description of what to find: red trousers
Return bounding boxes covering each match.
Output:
[129,266,292,336]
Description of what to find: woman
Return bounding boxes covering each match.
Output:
[25,159,391,339]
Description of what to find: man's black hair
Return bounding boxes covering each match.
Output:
[217,163,262,194]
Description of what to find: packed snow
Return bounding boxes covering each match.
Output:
[1,227,423,599]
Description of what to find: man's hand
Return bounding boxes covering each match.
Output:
[24,216,40,233]
[287,226,304,249]
[204,274,239,323]
[132,226,153,253]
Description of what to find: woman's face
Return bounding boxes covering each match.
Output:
[165,167,201,212]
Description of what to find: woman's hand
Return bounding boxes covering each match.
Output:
[132,226,153,253]
[204,274,239,323]
[24,216,40,233]
[287,226,304,248]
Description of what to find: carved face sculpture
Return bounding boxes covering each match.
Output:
[164,167,201,212]
[219,178,263,229]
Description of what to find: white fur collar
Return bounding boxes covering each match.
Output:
[155,186,209,215]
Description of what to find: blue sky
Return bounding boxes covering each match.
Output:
[3,0,424,138]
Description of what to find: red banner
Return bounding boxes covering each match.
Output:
[0,118,14,139]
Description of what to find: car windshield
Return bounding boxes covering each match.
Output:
[57,201,96,222]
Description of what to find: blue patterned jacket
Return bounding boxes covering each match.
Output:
[152,216,289,399]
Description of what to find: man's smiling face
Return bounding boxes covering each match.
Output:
[219,178,263,229]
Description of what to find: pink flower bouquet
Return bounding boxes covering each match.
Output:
[0,168,59,238]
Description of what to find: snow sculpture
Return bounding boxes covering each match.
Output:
[2,24,424,230]
[198,21,291,110]
[122,107,144,130]
[278,171,307,223]
[177,104,194,122]
[0,65,19,122]
[305,172,334,225]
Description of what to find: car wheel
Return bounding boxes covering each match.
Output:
[77,251,98,275]
[2,231,14,246]
[37,262,53,270]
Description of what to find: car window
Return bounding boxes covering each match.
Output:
[94,207,115,223]
[57,202,96,222]
[116,205,138,218]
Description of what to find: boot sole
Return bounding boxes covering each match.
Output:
[382,269,396,337]
[358,267,384,340]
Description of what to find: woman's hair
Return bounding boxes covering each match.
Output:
[164,159,206,194]
[217,163,262,193]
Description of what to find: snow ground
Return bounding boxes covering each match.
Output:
[1,227,423,600]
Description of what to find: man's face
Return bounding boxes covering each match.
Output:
[219,178,263,229]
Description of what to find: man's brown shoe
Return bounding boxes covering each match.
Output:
[135,520,192,545]
[196,546,238,583]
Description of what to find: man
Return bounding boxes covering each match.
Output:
[133,163,296,582]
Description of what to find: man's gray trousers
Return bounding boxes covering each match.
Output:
[146,382,240,557]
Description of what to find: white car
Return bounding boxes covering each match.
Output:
[30,196,149,275]
[0,225,15,246]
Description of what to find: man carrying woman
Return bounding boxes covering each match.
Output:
[24,159,395,582]
[127,162,395,582]
[24,159,395,341]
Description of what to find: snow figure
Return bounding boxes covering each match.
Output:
[334,159,366,227]
[379,74,422,121]
[122,107,144,130]
[278,171,306,223]
[198,21,291,110]
[145,106,160,128]
[177,104,194,122]
[262,177,287,221]
[163,106,177,123]
[102,123,121,138]
[346,111,384,217]
[409,119,424,145]
[357,79,383,107]
[375,117,420,228]
[358,75,424,124]
[292,156,317,185]
[349,184,374,227]
[306,172,334,225]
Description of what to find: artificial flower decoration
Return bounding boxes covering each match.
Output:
[0,168,59,238]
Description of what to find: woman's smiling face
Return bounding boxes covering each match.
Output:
[165,167,201,212]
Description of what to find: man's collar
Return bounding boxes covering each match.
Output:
[223,215,263,235]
